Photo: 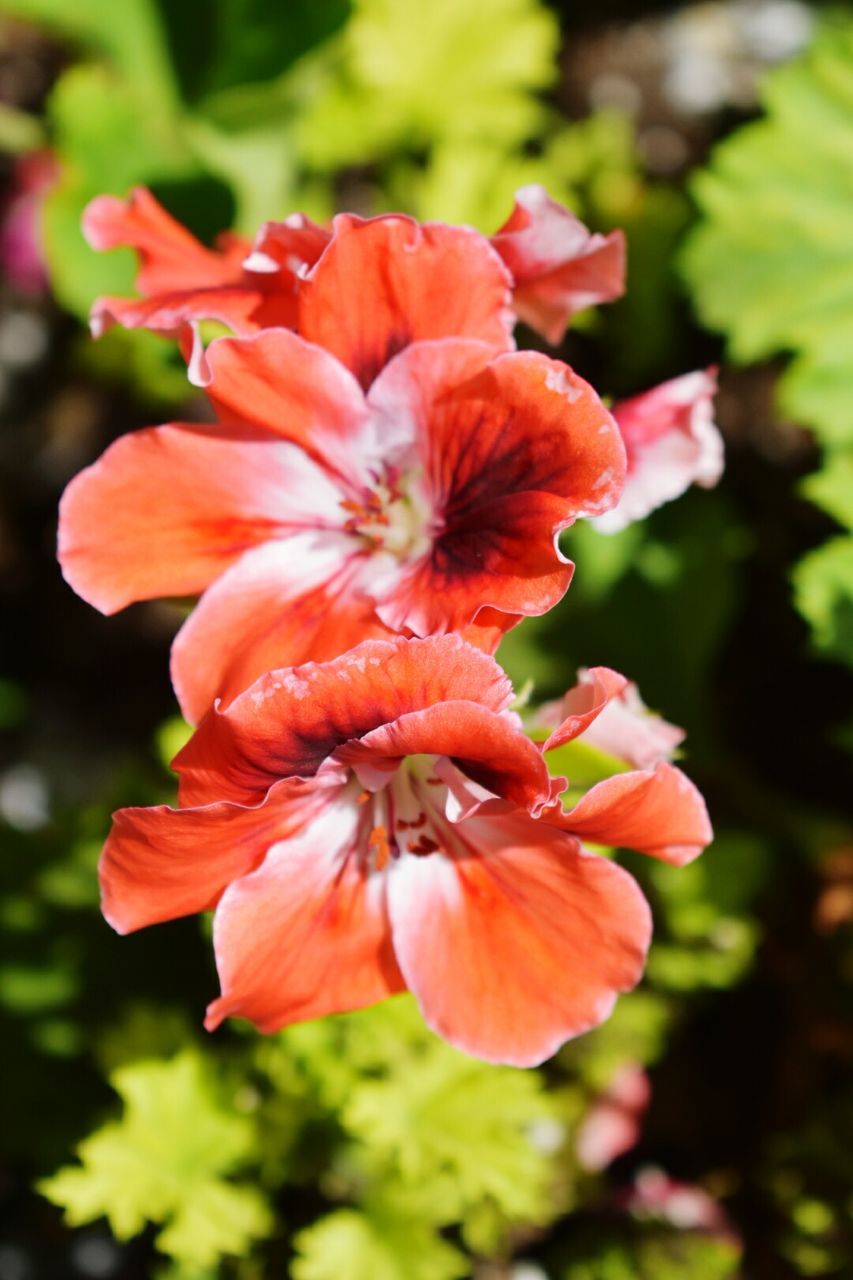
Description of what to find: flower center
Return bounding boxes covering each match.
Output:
[340,465,433,561]
[360,755,446,873]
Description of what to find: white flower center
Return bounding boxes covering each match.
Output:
[340,466,434,562]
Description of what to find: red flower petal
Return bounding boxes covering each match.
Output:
[200,329,370,478]
[205,794,404,1032]
[552,762,713,866]
[175,635,514,806]
[539,666,629,753]
[83,188,250,295]
[388,812,651,1066]
[83,188,324,342]
[247,214,330,274]
[336,702,555,815]
[100,776,323,933]
[170,538,389,726]
[297,214,514,388]
[368,342,625,634]
[58,423,346,614]
[491,185,626,343]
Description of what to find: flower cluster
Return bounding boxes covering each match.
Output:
[59,185,720,1065]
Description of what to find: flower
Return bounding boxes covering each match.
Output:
[58,332,625,724]
[490,184,626,344]
[83,189,515,387]
[82,185,627,379]
[592,368,723,533]
[576,1064,651,1171]
[99,635,712,1066]
[537,666,685,771]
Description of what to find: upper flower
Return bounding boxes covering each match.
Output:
[82,185,626,378]
[59,331,626,723]
[490,184,627,343]
[100,635,712,1067]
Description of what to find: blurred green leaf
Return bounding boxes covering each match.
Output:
[563,1228,741,1279]
[42,63,194,318]
[295,0,557,169]
[39,1051,272,1266]
[0,962,77,1012]
[159,0,350,104]
[0,102,46,152]
[292,1206,467,1280]
[343,1049,554,1225]
[801,449,853,531]
[682,18,853,365]
[792,535,853,665]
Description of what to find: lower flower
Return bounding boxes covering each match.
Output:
[100,636,711,1066]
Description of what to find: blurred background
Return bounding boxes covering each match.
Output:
[0,0,851,1276]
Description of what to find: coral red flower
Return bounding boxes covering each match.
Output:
[83,189,514,387]
[593,368,723,533]
[99,636,711,1066]
[82,186,627,379]
[59,333,625,724]
[491,184,626,344]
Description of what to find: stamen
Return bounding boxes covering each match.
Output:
[368,824,392,871]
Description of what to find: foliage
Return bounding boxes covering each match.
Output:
[3,0,853,1277]
[682,20,853,666]
[38,1051,273,1266]
[292,0,558,168]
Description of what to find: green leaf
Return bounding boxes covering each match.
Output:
[38,1051,271,1267]
[681,20,853,448]
[292,1207,467,1280]
[162,0,351,103]
[342,1045,555,1226]
[801,449,853,531]
[295,0,558,169]
[41,62,195,319]
[792,535,853,665]
[183,115,297,232]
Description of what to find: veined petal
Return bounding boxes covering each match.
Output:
[491,185,626,343]
[368,341,625,634]
[551,762,713,866]
[200,329,371,481]
[388,812,651,1066]
[336,702,555,815]
[170,535,386,726]
[175,635,514,806]
[58,422,346,614]
[100,775,324,934]
[206,793,404,1032]
[297,213,514,388]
